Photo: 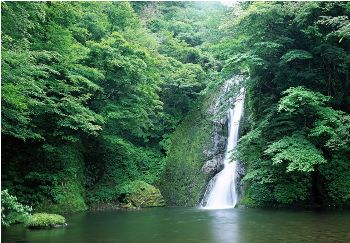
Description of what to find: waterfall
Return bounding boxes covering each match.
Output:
[201,79,245,209]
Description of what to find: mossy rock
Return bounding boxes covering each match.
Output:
[25,213,66,229]
[159,95,215,206]
[123,181,165,208]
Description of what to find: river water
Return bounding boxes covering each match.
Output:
[3,207,350,243]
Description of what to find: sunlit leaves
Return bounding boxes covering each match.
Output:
[280,50,313,63]
[1,190,32,227]
[278,87,330,114]
[278,87,350,151]
[318,15,350,42]
[311,111,350,151]
[265,133,326,172]
[1,3,105,141]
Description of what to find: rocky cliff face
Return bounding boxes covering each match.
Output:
[159,85,230,206]
[201,86,229,177]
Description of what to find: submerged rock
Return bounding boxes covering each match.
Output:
[124,181,165,208]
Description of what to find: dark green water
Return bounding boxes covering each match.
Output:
[3,207,350,243]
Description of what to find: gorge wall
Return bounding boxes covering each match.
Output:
[159,85,232,206]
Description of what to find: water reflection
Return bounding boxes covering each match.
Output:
[25,226,66,242]
[3,208,350,243]
[207,209,240,243]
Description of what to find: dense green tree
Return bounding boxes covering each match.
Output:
[1,1,222,214]
[2,1,349,217]
[225,2,350,207]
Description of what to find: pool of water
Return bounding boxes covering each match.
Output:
[3,207,350,243]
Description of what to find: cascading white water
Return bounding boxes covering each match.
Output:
[201,80,245,210]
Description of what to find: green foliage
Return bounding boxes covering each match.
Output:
[317,15,350,42]
[2,142,88,213]
[1,3,104,142]
[35,180,88,213]
[3,1,348,211]
[278,87,350,152]
[278,87,330,114]
[280,50,313,63]
[25,213,65,229]
[157,1,350,208]
[86,136,165,204]
[1,190,32,227]
[319,153,350,205]
[265,133,326,172]
[1,2,220,211]
[227,2,350,207]
[273,175,311,204]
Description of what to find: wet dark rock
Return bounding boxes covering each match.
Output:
[201,85,229,177]
[201,157,224,176]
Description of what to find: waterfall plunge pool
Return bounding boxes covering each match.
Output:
[3,207,350,243]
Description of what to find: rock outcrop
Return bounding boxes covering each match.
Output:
[124,181,165,208]
[159,83,231,206]
[201,82,231,177]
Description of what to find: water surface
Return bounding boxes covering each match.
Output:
[3,207,350,243]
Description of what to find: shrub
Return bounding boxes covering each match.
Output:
[25,213,66,229]
[1,189,32,227]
